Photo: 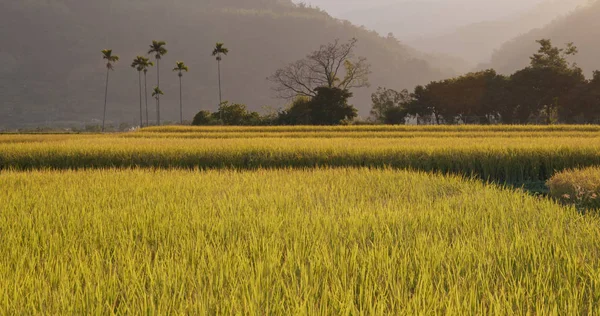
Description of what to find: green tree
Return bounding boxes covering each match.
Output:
[101,49,119,132]
[148,41,168,125]
[131,56,147,127]
[370,87,411,124]
[407,84,446,125]
[192,110,216,126]
[510,39,584,124]
[151,87,164,122]
[280,87,357,125]
[530,39,578,70]
[213,102,260,126]
[137,57,154,127]
[277,97,313,125]
[173,61,189,124]
[212,43,229,106]
[562,71,600,123]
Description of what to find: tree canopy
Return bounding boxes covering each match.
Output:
[268,38,371,99]
[375,39,598,125]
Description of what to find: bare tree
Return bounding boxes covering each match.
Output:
[268,38,371,99]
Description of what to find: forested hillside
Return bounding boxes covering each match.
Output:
[483,0,600,75]
[0,0,450,128]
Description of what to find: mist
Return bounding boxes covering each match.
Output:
[1,0,598,129]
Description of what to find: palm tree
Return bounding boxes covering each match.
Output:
[131,56,146,127]
[138,57,154,127]
[101,49,119,132]
[152,87,164,121]
[212,43,229,106]
[148,41,168,125]
[172,61,189,124]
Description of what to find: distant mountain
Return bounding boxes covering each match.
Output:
[409,0,590,67]
[482,0,600,76]
[0,0,452,128]
[337,0,549,41]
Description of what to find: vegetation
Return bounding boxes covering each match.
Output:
[131,56,151,127]
[192,102,261,126]
[151,87,164,116]
[370,87,411,124]
[172,61,190,124]
[1,0,451,128]
[2,168,600,313]
[268,38,370,99]
[101,49,119,132]
[5,1,600,313]
[131,56,154,127]
[548,167,600,211]
[486,0,600,75]
[3,127,600,185]
[148,41,168,125]
[373,39,599,125]
[212,43,229,106]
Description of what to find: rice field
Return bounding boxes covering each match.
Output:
[2,126,600,183]
[2,168,600,314]
[2,125,600,313]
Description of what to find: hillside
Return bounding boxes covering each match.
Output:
[408,0,589,68]
[482,0,600,75]
[339,0,547,41]
[0,0,450,128]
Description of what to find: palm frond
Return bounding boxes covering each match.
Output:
[102,49,119,70]
[173,61,189,72]
[212,42,229,57]
[152,87,164,98]
[148,40,168,58]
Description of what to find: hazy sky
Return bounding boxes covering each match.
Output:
[295,0,548,38]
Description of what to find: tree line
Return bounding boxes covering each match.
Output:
[101,41,229,132]
[371,39,600,125]
[193,38,371,126]
[193,38,600,127]
[106,37,599,128]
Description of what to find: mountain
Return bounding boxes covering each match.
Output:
[408,0,590,68]
[481,0,600,75]
[0,0,451,128]
[335,0,549,41]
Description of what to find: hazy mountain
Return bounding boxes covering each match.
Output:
[0,0,453,128]
[408,0,590,67]
[319,0,549,40]
[482,0,600,76]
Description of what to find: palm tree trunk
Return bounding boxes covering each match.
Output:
[218,59,222,122]
[138,71,143,127]
[179,75,183,124]
[144,72,149,127]
[157,59,161,126]
[102,67,109,132]
[218,59,222,105]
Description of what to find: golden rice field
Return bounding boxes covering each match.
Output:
[2,125,600,313]
[2,168,600,314]
[2,125,600,183]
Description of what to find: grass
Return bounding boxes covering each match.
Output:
[548,167,600,210]
[1,168,599,314]
[140,125,600,133]
[2,135,600,183]
[4,125,600,313]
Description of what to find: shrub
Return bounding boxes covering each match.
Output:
[277,87,357,125]
[192,110,215,126]
[547,167,600,210]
